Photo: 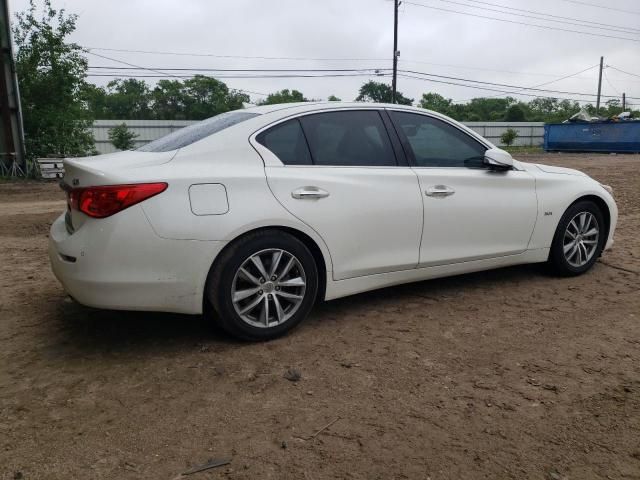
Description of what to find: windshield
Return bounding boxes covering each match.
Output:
[137,110,260,152]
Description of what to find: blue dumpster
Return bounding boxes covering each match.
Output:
[544,122,640,153]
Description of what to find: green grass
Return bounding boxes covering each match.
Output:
[503,146,544,154]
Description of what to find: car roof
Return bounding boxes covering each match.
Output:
[243,101,429,115]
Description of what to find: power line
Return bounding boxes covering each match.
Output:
[399,68,623,98]
[85,46,640,84]
[429,0,640,35]
[86,57,605,80]
[233,89,269,97]
[84,49,637,101]
[456,64,600,102]
[87,66,391,73]
[86,72,392,79]
[86,50,180,79]
[86,62,640,86]
[556,0,640,16]
[87,47,387,62]
[398,73,596,103]
[603,69,622,95]
[399,59,599,79]
[85,63,636,99]
[494,65,599,91]
[402,1,640,42]
[608,65,640,79]
[458,0,640,33]
[86,64,618,97]
[86,51,274,97]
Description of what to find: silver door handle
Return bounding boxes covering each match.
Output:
[425,185,455,197]
[291,187,330,200]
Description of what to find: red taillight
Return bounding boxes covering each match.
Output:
[69,183,167,218]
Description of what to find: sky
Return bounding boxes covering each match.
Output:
[9,0,640,106]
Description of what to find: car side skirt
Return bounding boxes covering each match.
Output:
[324,248,550,301]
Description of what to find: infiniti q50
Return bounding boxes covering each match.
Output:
[49,102,617,340]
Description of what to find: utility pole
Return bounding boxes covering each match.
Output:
[622,92,626,111]
[392,0,400,104]
[596,56,604,114]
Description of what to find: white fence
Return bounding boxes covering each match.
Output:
[464,122,545,148]
[92,120,545,154]
[93,120,197,154]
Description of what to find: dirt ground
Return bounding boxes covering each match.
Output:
[1,153,639,480]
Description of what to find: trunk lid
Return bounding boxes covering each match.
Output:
[63,150,176,187]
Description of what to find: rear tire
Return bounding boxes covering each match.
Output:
[205,230,318,341]
[548,200,605,276]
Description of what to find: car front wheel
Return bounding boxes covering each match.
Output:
[206,230,318,341]
[548,200,605,276]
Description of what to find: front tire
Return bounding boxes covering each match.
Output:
[206,230,318,341]
[548,200,605,276]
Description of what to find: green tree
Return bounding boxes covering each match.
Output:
[182,75,248,119]
[462,97,514,121]
[527,97,581,123]
[108,123,138,150]
[328,95,341,101]
[152,79,186,120]
[13,0,94,160]
[504,104,526,121]
[356,81,413,105]
[259,89,307,105]
[82,84,109,119]
[603,99,623,117]
[446,103,468,121]
[104,78,152,119]
[419,92,453,114]
[500,128,519,147]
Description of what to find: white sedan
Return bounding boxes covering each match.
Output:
[49,102,617,340]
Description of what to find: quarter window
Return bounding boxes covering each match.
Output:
[299,111,397,167]
[256,119,312,165]
[138,111,260,152]
[390,111,486,168]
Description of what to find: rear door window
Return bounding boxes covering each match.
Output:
[299,110,398,167]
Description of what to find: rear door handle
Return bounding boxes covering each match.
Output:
[291,187,330,200]
[425,185,455,197]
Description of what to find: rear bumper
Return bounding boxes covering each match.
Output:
[49,206,226,315]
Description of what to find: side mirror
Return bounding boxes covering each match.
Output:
[484,148,514,171]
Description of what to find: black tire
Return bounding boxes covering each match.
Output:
[548,200,606,276]
[205,229,318,341]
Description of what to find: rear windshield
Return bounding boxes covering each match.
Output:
[137,110,260,152]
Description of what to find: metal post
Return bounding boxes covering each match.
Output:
[596,56,603,115]
[392,0,399,104]
[622,92,626,111]
[0,0,25,173]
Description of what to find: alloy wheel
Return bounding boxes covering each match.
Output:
[231,248,307,328]
[563,211,599,268]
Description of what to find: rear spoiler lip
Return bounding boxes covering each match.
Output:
[63,156,106,176]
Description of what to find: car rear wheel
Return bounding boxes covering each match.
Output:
[206,230,318,341]
[548,200,605,276]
